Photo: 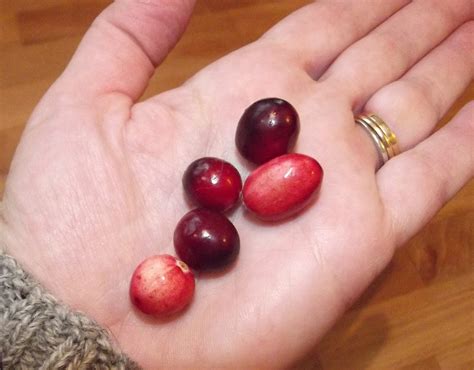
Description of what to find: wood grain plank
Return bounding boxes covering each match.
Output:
[0,0,73,13]
[351,247,426,309]
[407,210,473,284]
[0,80,51,130]
[0,36,80,88]
[398,357,442,370]
[314,273,474,370]
[0,125,23,192]
[0,13,21,47]
[221,0,311,42]
[437,340,474,370]
[16,1,110,45]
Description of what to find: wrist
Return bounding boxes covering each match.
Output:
[0,250,140,369]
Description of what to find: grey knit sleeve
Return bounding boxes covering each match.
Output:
[0,250,141,370]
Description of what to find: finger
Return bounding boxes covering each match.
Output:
[321,0,473,109]
[359,21,474,168]
[263,0,410,78]
[377,102,474,247]
[51,0,195,102]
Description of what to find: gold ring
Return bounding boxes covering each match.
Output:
[355,113,400,165]
[368,114,400,156]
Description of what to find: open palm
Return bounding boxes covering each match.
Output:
[2,1,473,368]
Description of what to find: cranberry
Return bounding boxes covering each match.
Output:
[235,98,300,164]
[129,255,195,317]
[183,157,242,212]
[174,208,240,270]
[243,153,323,220]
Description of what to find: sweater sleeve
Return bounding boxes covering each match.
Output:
[0,250,140,370]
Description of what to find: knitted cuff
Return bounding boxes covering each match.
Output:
[0,250,140,370]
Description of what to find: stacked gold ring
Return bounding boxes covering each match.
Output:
[355,113,400,165]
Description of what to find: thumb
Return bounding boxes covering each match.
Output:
[51,0,195,102]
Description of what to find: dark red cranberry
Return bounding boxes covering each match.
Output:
[174,208,240,270]
[235,98,299,164]
[183,157,242,212]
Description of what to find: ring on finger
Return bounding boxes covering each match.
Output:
[355,113,400,165]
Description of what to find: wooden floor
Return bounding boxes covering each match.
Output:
[1,1,472,369]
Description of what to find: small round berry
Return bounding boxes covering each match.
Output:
[235,98,299,164]
[130,254,195,317]
[183,157,242,212]
[174,208,240,270]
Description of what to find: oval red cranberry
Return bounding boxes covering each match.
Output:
[235,98,299,164]
[129,254,195,317]
[183,157,242,212]
[243,153,323,220]
[174,208,240,270]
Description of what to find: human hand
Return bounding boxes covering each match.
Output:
[1,0,472,368]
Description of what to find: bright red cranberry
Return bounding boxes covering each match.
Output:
[235,98,300,164]
[183,157,242,212]
[174,208,240,270]
[243,153,323,220]
[130,254,195,317]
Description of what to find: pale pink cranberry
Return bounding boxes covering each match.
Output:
[130,254,195,317]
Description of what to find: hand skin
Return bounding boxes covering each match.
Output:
[1,0,473,368]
